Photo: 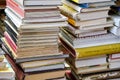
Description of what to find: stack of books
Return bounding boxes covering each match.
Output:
[1,0,69,80]
[0,55,15,80]
[59,0,120,79]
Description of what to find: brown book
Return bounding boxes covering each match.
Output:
[5,54,24,80]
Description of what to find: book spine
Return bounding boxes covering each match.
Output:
[75,43,120,58]
[59,5,78,20]
[4,32,17,53]
[7,0,25,18]
[71,0,79,3]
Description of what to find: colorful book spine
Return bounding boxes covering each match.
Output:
[75,43,120,58]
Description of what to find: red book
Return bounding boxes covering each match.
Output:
[4,32,17,53]
[6,0,25,17]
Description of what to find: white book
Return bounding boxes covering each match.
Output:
[24,63,65,72]
[75,55,107,68]
[109,61,120,69]
[73,34,120,48]
[110,26,120,36]
[111,15,120,27]
[60,32,120,48]
[14,0,62,6]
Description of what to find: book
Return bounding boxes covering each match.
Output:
[109,53,120,69]
[68,17,110,27]
[72,64,108,74]
[60,33,120,58]
[110,15,120,27]
[63,24,111,35]
[24,63,65,73]
[110,26,120,36]
[59,5,109,21]
[67,55,107,68]
[62,0,111,12]
[14,0,62,6]
[71,0,112,4]
[20,58,65,68]
[24,70,65,80]
[7,0,61,18]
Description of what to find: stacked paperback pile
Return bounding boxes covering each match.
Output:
[107,1,120,80]
[1,0,69,80]
[59,0,120,80]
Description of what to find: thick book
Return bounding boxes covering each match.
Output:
[59,5,109,21]
[20,58,65,69]
[67,55,107,68]
[14,0,62,6]
[67,17,113,27]
[61,26,108,38]
[23,63,65,73]
[62,0,112,12]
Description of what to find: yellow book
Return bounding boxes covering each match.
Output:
[59,4,78,20]
[0,55,4,62]
[71,0,79,3]
[68,18,76,26]
[75,43,120,58]
[71,0,112,4]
